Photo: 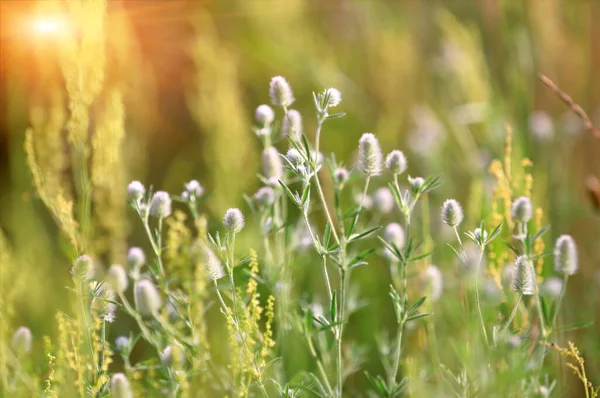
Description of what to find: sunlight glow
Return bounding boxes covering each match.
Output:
[32,18,63,35]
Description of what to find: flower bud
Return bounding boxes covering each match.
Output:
[354,193,373,210]
[115,336,130,352]
[554,235,578,275]
[269,76,294,107]
[422,265,443,301]
[204,246,225,281]
[511,255,534,295]
[11,327,32,355]
[110,373,133,398]
[334,168,349,185]
[383,223,405,261]
[473,227,488,243]
[262,147,284,181]
[358,133,383,176]
[254,186,275,207]
[285,148,305,167]
[441,199,464,227]
[511,196,533,223]
[127,247,145,268]
[281,109,303,139]
[224,208,245,233]
[161,343,185,368]
[127,181,145,201]
[107,264,128,293]
[385,150,407,175]
[73,254,94,280]
[323,87,341,108]
[373,187,394,214]
[184,180,204,199]
[408,176,425,193]
[542,277,563,299]
[255,104,275,126]
[134,279,161,316]
[149,191,172,218]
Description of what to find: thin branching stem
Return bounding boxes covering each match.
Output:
[475,249,489,346]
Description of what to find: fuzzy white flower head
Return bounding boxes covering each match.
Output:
[422,265,443,301]
[110,373,133,398]
[204,246,225,281]
[323,87,342,108]
[408,176,425,193]
[161,343,185,368]
[384,223,405,255]
[184,180,204,198]
[134,279,161,316]
[73,254,94,280]
[373,187,394,214]
[255,104,275,126]
[12,327,32,355]
[224,208,245,233]
[107,264,128,294]
[473,227,488,243]
[358,133,383,176]
[554,235,578,275]
[127,180,145,201]
[334,168,350,185]
[149,191,172,218]
[269,76,294,107]
[254,186,276,207]
[441,199,464,227]
[512,256,535,295]
[529,110,554,141]
[262,147,284,181]
[281,109,303,139]
[511,196,533,223]
[285,148,305,167]
[127,247,145,268]
[385,150,407,175]
[115,336,130,352]
[354,193,373,210]
[542,277,563,299]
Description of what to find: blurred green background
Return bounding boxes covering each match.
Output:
[1,0,599,393]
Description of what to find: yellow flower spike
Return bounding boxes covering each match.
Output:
[533,208,545,281]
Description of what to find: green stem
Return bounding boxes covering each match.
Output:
[502,294,522,333]
[474,249,489,346]
[551,274,569,329]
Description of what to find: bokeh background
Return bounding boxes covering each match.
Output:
[1,0,599,394]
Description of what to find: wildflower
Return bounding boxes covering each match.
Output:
[161,343,185,368]
[554,235,578,275]
[473,227,488,243]
[441,199,464,227]
[115,336,130,352]
[385,150,407,175]
[383,223,405,261]
[358,133,383,176]
[323,87,342,108]
[542,277,563,299]
[529,110,554,141]
[281,109,303,139]
[107,264,128,294]
[285,148,305,167]
[73,254,94,280]
[373,187,394,214]
[134,279,161,316]
[262,147,284,182]
[422,265,443,301]
[269,76,294,107]
[127,247,145,268]
[224,208,245,233]
[184,180,204,199]
[11,327,32,355]
[204,246,225,280]
[354,193,373,210]
[110,373,133,398]
[127,180,145,201]
[334,167,349,185]
[255,104,275,126]
[511,196,533,223]
[511,256,535,295]
[408,176,425,193]
[149,191,172,218]
[457,244,485,276]
[254,186,276,207]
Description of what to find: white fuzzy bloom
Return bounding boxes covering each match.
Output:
[334,168,349,185]
[358,133,383,176]
[149,191,172,218]
[529,111,554,141]
[281,109,303,139]
[127,181,145,201]
[255,104,275,125]
[73,254,94,280]
[161,344,185,368]
[511,196,533,223]
[542,277,563,299]
[383,223,405,261]
[422,265,443,301]
[473,227,488,243]
[134,279,162,316]
[11,327,32,355]
[441,199,464,227]
[408,176,425,193]
[385,150,407,175]
[115,336,130,352]
[107,264,128,293]
[262,147,284,181]
[127,247,145,268]
[457,244,484,276]
[269,76,294,107]
[511,256,535,295]
[184,180,204,198]
[204,246,225,281]
[254,186,276,207]
[373,187,395,214]
[554,235,578,275]
[285,148,305,167]
[224,208,245,233]
[323,87,342,108]
[354,193,373,210]
[110,373,133,398]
